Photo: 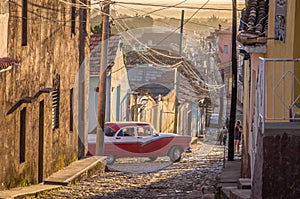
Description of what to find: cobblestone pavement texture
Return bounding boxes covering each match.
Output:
[36,130,226,199]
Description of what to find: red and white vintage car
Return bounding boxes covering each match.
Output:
[88,122,192,165]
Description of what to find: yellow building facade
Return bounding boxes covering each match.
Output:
[266,0,300,121]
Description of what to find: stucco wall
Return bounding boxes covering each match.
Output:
[0,0,89,190]
[88,76,99,133]
[266,0,299,119]
[110,46,130,122]
[267,1,296,59]
[217,32,232,64]
[251,123,300,199]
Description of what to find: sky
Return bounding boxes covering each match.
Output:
[91,0,245,19]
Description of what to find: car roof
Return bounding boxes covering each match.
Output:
[105,122,151,131]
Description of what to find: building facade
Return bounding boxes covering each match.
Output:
[0,0,89,190]
[238,0,300,198]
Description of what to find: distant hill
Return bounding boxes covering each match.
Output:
[90,1,244,33]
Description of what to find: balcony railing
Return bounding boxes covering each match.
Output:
[251,58,300,181]
[255,58,300,124]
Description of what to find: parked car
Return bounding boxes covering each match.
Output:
[88,122,192,165]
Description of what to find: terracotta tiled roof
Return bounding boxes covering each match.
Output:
[90,34,120,75]
[237,0,269,45]
[125,49,180,66]
[0,57,20,72]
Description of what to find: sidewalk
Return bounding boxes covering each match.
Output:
[0,137,199,199]
[218,158,251,199]
[0,156,106,199]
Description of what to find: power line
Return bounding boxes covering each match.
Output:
[113,3,214,34]
[103,1,239,11]
[114,20,182,66]
[113,10,183,60]
[114,18,218,95]
[114,0,187,20]
[58,0,91,9]
[114,15,211,92]
[154,0,210,47]
[114,3,219,32]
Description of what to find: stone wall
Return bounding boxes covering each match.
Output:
[251,122,300,199]
[0,0,89,190]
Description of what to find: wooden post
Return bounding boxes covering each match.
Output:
[96,0,110,156]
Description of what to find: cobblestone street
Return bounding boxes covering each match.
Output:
[37,132,226,199]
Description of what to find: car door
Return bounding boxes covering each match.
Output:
[136,125,157,154]
[111,126,138,156]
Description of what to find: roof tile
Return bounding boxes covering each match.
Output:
[238,0,269,45]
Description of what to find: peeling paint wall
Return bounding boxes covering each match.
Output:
[0,0,90,190]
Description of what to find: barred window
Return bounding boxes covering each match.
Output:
[52,89,60,129]
[52,74,60,129]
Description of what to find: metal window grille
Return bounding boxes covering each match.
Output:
[52,89,60,129]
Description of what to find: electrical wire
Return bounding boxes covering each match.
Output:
[113,10,183,60]
[58,0,91,9]
[154,0,210,48]
[113,5,225,90]
[113,3,218,30]
[114,21,180,67]
[114,0,187,20]
[113,3,211,38]
[104,1,238,11]
[114,18,211,93]
[9,0,91,24]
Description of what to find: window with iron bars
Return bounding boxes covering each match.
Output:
[52,89,60,129]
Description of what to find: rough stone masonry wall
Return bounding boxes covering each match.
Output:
[251,123,300,199]
[0,0,89,190]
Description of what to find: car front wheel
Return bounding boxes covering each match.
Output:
[169,147,183,162]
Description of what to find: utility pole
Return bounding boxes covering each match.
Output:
[96,0,110,156]
[173,10,184,134]
[179,10,184,56]
[228,0,237,161]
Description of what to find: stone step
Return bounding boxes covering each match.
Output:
[0,184,61,199]
[237,178,251,189]
[44,156,106,186]
[220,187,251,199]
[220,186,235,199]
[230,189,251,199]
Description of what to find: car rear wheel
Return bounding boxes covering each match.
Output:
[169,147,183,162]
[106,156,116,165]
[148,157,157,162]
